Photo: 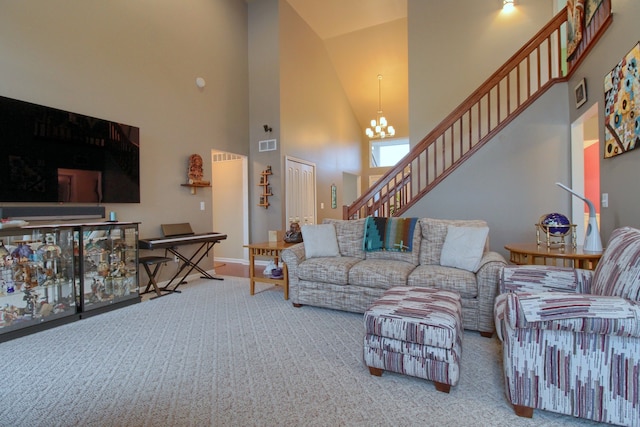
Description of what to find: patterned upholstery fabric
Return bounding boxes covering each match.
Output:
[322,218,366,259]
[494,227,640,425]
[500,265,593,294]
[364,287,463,387]
[348,259,416,289]
[591,226,640,300]
[407,264,478,298]
[297,256,362,286]
[281,217,507,335]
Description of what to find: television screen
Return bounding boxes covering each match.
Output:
[0,95,140,203]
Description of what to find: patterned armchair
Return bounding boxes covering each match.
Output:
[494,227,640,426]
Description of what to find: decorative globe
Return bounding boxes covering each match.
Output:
[539,213,571,236]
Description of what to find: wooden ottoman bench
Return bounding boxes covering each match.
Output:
[363,287,463,393]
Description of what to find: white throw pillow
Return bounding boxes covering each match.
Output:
[302,224,341,258]
[440,225,489,272]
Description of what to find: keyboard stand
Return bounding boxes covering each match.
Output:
[161,241,224,293]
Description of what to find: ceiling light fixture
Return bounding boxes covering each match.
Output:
[503,0,515,12]
[365,74,395,139]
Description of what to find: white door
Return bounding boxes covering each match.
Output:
[285,156,316,226]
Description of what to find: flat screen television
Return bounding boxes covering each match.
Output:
[0,95,140,203]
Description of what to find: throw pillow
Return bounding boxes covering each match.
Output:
[440,225,489,272]
[302,224,341,258]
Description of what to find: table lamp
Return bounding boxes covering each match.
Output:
[556,182,603,252]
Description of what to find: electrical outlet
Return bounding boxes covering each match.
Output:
[602,193,608,208]
[200,201,205,211]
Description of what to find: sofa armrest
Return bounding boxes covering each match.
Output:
[499,292,640,338]
[474,251,507,333]
[281,243,306,301]
[500,265,593,294]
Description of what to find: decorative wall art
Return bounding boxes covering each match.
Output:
[584,0,604,26]
[567,0,604,60]
[603,42,640,158]
[331,184,337,209]
[566,0,585,59]
[575,78,587,108]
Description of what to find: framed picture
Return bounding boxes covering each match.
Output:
[331,184,337,209]
[575,78,587,108]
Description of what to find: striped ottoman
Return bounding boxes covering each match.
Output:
[363,287,463,393]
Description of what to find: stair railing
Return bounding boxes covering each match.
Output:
[344,1,612,220]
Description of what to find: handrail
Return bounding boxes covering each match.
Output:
[344,1,612,220]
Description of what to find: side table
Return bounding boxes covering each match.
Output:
[505,243,602,270]
[245,241,296,300]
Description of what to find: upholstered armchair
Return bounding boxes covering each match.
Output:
[494,227,640,426]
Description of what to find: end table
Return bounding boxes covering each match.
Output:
[505,242,602,270]
[245,241,296,300]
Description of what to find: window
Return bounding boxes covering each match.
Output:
[370,138,410,167]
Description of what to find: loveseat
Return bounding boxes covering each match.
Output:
[281,217,507,336]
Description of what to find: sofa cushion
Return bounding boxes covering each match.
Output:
[419,218,489,266]
[323,218,366,259]
[440,225,489,272]
[349,259,416,289]
[365,221,422,265]
[591,226,640,301]
[297,256,362,286]
[407,265,478,299]
[301,224,340,258]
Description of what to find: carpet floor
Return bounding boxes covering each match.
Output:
[0,277,601,426]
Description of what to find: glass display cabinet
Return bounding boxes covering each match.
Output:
[0,225,77,341]
[77,222,140,316]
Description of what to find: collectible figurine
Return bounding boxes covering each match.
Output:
[187,154,210,185]
[284,222,303,243]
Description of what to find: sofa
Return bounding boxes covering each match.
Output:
[281,217,507,336]
[494,226,640,425]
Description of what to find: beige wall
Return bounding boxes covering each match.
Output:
[0,0,249,280]
[248,0,281,241]
[406,0,563,257]
[280,0,363,223]
[409,0,556,143]
[407,0,640,255]
[324,19,409,191]
[405,85,572,257]
[247,0,362,239]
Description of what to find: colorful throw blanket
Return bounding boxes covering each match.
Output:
[363,217,418,252]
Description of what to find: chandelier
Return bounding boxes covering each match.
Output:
[365,74,395,139]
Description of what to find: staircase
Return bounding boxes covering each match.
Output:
[343,2,612,220]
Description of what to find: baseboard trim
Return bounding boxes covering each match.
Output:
[215,256,249,266]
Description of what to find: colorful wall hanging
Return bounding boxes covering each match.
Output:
[566,0,585,60]
[604,42,640,158]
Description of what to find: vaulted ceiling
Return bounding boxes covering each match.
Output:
[285,0,409,139]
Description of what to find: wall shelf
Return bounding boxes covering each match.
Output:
[258,167,273,208]
[181,182,211,195]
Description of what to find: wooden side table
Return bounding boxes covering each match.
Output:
[504,243,602,270]
[245,241,296,300]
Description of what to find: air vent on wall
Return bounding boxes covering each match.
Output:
[258,139,277,152]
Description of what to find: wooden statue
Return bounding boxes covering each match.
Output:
[188,154,210,185]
